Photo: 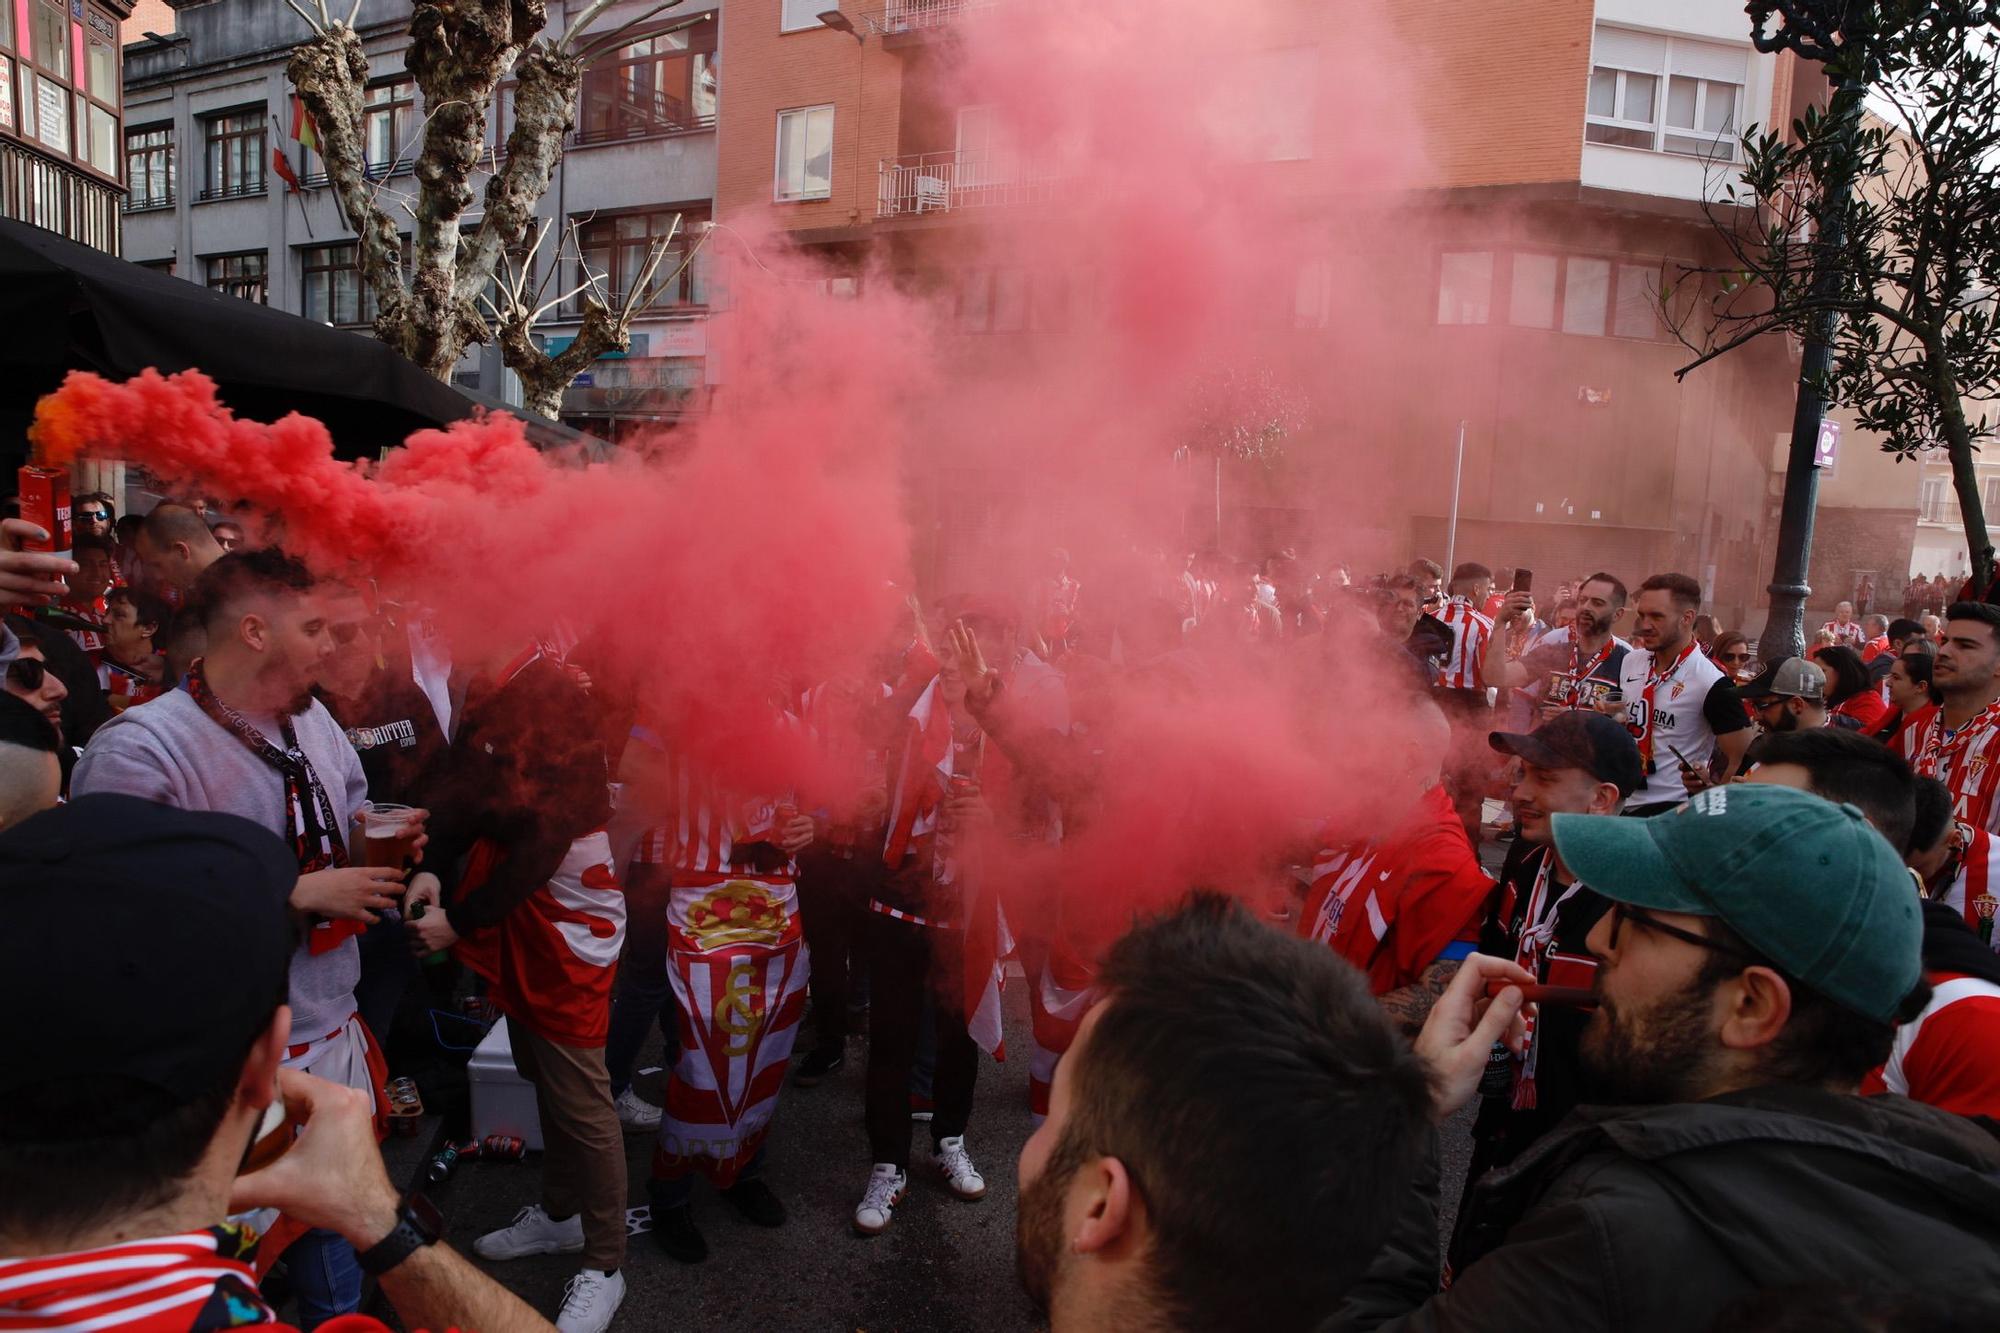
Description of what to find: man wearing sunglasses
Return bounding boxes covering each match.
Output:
[1336,783,2000,1332]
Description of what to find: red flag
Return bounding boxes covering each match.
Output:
[271,145,302,194]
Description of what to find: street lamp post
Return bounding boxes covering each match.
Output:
[1747,1,1868,662]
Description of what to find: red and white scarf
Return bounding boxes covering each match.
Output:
[1914,697,2000,830]
[1632,639,1700,772]
[1508,855,1591,1110]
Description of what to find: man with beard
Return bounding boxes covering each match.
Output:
[1482,572,1630,714]
[1610,573,1751,814]
[1447,712,1640,1275]
[1744,656,1830,734]
[1333,784,2000,1332]
[71,550,412,1326]
[1911,601,2000,831]
[1015,893,1441,1333]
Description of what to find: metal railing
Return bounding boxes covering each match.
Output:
[196,180,266,202]
[879,0,999,32]
[877,150,1058,217]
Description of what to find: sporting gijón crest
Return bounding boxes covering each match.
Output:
[659,876,810,1181]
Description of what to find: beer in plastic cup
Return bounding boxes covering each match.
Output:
[356,802,421,869]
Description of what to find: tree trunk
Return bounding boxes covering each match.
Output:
[1933,353,1996,595]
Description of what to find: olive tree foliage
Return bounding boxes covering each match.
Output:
[1672,1,2000,589]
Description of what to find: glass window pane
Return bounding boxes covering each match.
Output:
[1613,263,1659,338]
[1509,253,1558,329]
[805,107,833,194]
[1703,81,1738,133]
[1437,251,1492,325]
[1667,75,1698,129]
[1587,68,1617,118]
[1563,257,1610,336]
[1586,122,1653,151]
[1623,73,1656,123]
[88,104,114,172]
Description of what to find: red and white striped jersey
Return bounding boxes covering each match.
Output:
[1435,597,1494,692]
[0,1226,355,1332]
[1863,970,2000,1118]
[1821,620,1867,649]
[633,741,800,884]
[1933,822,2000,945]
[1911,702,2000,835]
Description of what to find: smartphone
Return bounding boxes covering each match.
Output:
[1513,569,1534,594]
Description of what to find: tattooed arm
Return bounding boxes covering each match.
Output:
[1378,957,1463,1038]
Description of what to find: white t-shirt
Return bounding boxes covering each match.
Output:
[1616,642,1742,808]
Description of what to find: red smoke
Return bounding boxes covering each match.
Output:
[33,0,1467,945]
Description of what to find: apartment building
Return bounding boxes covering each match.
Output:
[120,0,720,439]
[2,0,131,252]
[711,0,1826,625]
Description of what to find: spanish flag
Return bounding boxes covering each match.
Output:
[291,96,320,153]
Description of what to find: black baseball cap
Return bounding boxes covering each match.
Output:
[0,795,297,1109]
[1490,711,1645,798]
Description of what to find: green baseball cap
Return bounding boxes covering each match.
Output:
[1549,784,1921,1023]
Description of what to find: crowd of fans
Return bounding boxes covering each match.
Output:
[2,499,1999,1333]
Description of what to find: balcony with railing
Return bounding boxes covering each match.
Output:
[879,0,999,36]
[877,150,1058,218]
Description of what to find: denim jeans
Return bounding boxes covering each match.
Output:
[284,1228,362,1329]
[605,863,679,1096]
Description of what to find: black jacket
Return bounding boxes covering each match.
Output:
[1330,1085,2000,1333]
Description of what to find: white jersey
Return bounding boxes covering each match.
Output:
[1617,642,1733,808]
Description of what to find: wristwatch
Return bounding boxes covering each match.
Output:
[357,1191,444,1276]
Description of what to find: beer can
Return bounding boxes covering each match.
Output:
[480,1134,525,1161]
[16,466,71,560]
[427,1139,476,1184]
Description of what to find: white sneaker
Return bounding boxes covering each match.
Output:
[614,1087,662,1133]
[474,1204,585,1260]
[934,1135,987,1201]
[556,1267,625,1333]
[853,1163,907,1236]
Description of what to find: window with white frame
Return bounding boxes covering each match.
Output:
[780,0,825,32]
[1508,254,1558,329]
[775,105,834,200]
[1920,477,1950,523]
[1437,251,1492,325]
[1586,26,1746,163]
[1985,475,2000,517]
[1561,257,1610,336]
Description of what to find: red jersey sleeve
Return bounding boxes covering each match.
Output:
[1385,823,1493,988]
[1901,993,2000,1120]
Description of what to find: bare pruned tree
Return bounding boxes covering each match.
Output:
[1671,2,2000,593]
[285,0,703,417]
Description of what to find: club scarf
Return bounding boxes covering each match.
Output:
[1633,639,1700,772]
[1569,634,1614,682]
[1916,696,2000,789]
[188,660,354,954]
[1508,853,1587,1110]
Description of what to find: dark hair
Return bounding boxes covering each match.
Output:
[1893,650,1940,705]
[113,514,143,543]
[1814,646,1872,707]
[1638,572,1703,611]
[0,998,279,1239]
[189,549,316,635]
[1045,893,1434,1331]
[1449,562,1491,590]
[1381,571,1420,596]
[73,492,114,520]
[1579,572,1629,608]
[1697,917,1928,1087]
[1745,727,1916,853]
[1910,776,1954,855]
[1406,558,1443,582]
[139,502,216,551]
[1887,617,1924,644]
[106,585,170,638]
[70,535,115,561]
[0,692,60,754]
[1944,600,2000,645]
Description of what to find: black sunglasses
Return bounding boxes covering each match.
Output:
[77,509,111,522]
[1715,650,1752,663]
[6,658,48,691]
[1609,903,1757,960]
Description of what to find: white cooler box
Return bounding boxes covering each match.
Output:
[468,1017,545,1152]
